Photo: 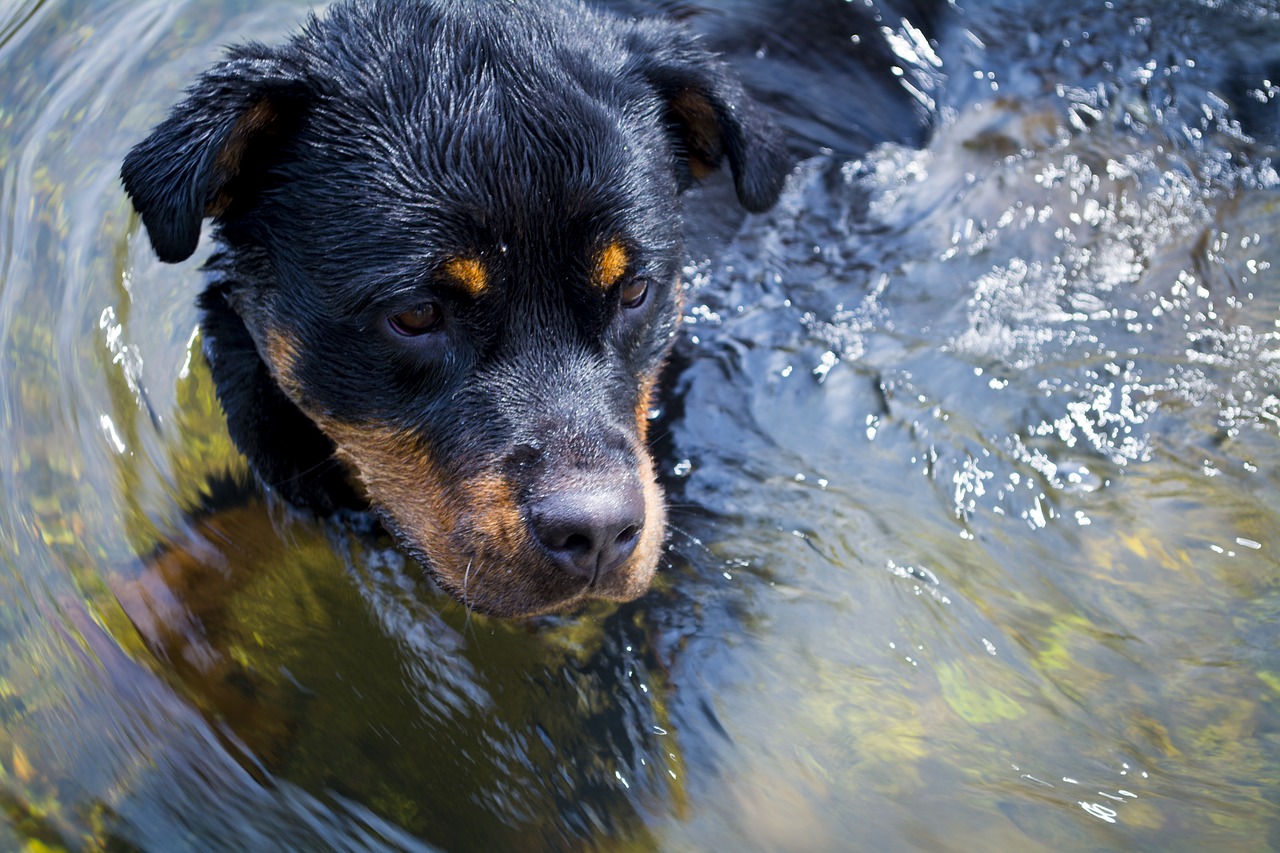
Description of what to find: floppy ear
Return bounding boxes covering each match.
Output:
[121,46,310,263]
[631,27,791,212]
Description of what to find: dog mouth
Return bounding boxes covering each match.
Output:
[319,421,666,618]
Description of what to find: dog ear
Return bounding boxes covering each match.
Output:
[632,28,791,212]
[121,46,310,263]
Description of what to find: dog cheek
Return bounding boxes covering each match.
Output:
[321,424,585,616]
[632,285,682,442]
[261,326,305,400]
[449,473,536,591]
[324,423,461,563]
[634,370,660,444]
[612,331,675,598]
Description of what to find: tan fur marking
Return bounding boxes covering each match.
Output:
[669,88,720,180]
[263,327,304,400]
[634,372,659,445]
[316,421,561,614]
[596,241,629,290]
[633,273,683,443]
[207,100,278,217]
[444,257,487,297]
[297,415,665,617]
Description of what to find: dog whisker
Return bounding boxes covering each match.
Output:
[461,559,480,643]
[264,455,345,488]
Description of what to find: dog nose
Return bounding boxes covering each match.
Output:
[530,483,645,581]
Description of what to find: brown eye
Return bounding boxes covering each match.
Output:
[619,278,649,309]
[389,303,442,336]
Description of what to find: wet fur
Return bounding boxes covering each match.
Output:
[121,0,788,617]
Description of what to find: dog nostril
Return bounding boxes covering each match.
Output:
[530,484,645,581]
[562,532,593,555]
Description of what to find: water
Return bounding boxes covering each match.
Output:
[1,0,1278,850]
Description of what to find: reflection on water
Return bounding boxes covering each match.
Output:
[1,0,1279,850]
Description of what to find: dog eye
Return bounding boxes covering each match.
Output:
[388,303,443,336]
[619,278,649,309]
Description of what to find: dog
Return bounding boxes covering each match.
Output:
[121,0,790,618]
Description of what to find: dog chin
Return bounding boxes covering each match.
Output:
[408,543,661,619]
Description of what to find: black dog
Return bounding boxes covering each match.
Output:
[121,0,789,617]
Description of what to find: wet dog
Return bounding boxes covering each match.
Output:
[121,0,789,617]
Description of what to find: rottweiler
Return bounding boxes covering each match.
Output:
[121,0,789,617]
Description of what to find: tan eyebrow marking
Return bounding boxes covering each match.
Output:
[443,257,487,297]
[596,241,629,291]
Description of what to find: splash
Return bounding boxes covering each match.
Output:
[693,0,1280,525]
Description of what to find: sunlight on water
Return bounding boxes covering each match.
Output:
[671,1,1280,848]
[692,0,1280,528]
[0,0,1278,850]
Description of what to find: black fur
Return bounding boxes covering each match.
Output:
[122,0,789,616]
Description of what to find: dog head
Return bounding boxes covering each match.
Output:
[122,0,789,617]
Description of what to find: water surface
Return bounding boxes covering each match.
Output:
[1,0,1278,850]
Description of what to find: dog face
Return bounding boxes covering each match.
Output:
[122,0,788,617]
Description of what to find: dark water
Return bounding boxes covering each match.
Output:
[2,0,1279,850]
